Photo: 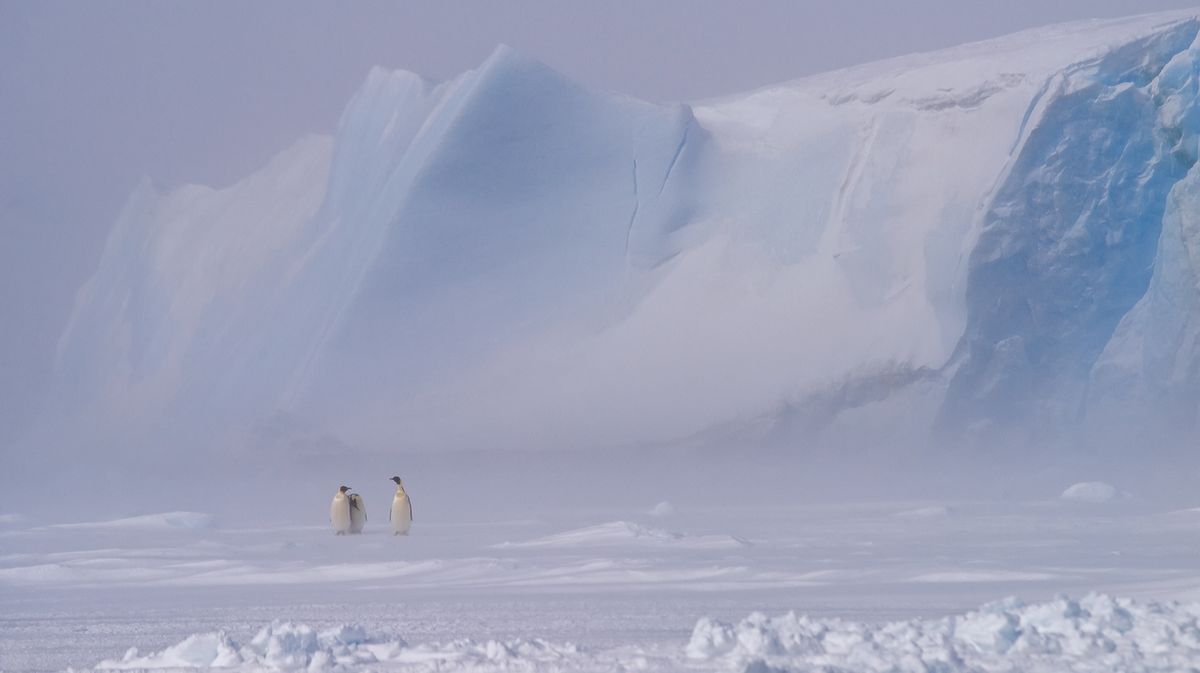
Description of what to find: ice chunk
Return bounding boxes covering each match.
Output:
[96,632,242,669]
[687,593,1200,673]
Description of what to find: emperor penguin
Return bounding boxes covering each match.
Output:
[389,476,413,536]
[330,485,353,535]
[348,492,367,534]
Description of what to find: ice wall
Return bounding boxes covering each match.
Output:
[42,45,699,457]
[32,12,1200,468]
[1087,37,1200,441]
[293,47,697,440]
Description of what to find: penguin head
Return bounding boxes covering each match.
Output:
[390,476,402,485]
[339,485,351,493]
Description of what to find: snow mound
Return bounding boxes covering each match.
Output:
[894,505,952,518]
[50,511,214,530]
[909,570,1059,583]
[1060,481,1125,503]
[686,594,1200,672]
[648,501,677,517]
[498,521,748,549]
[93,621,579,672]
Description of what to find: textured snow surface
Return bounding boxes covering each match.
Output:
[35,10,1200,460]
[46,511,214,530]
[7,497,1200,671]
[77,595,1200,672]
[93,623,581,672]
[497,521,750,549]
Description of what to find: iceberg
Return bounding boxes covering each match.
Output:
[36,11,1200,463]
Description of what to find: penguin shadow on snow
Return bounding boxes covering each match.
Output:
[329,479,413,536]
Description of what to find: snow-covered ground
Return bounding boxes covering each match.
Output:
[5,496,1200,671]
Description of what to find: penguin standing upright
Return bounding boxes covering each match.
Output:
[349,492,367,534]
[389,476,413,536]
[330,485,353,535]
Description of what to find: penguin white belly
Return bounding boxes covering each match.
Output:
[330,495,352,535]
[349,494,366,534]
[390,495,412,535]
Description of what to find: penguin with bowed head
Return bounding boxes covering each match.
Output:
[330,485,353,535]
[389,476,413,536]
[349,492,367,534]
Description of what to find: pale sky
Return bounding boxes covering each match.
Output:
[0,0,1194,447]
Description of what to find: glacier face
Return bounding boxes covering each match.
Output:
[38,11,1200,460]
[1084,38,1200,443]
[943,21,1200,440]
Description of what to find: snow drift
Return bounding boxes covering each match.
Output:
[31,11,1200,465]
[1060,481,1126,503]
[46,511,214,530]
[496,520,749,549]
